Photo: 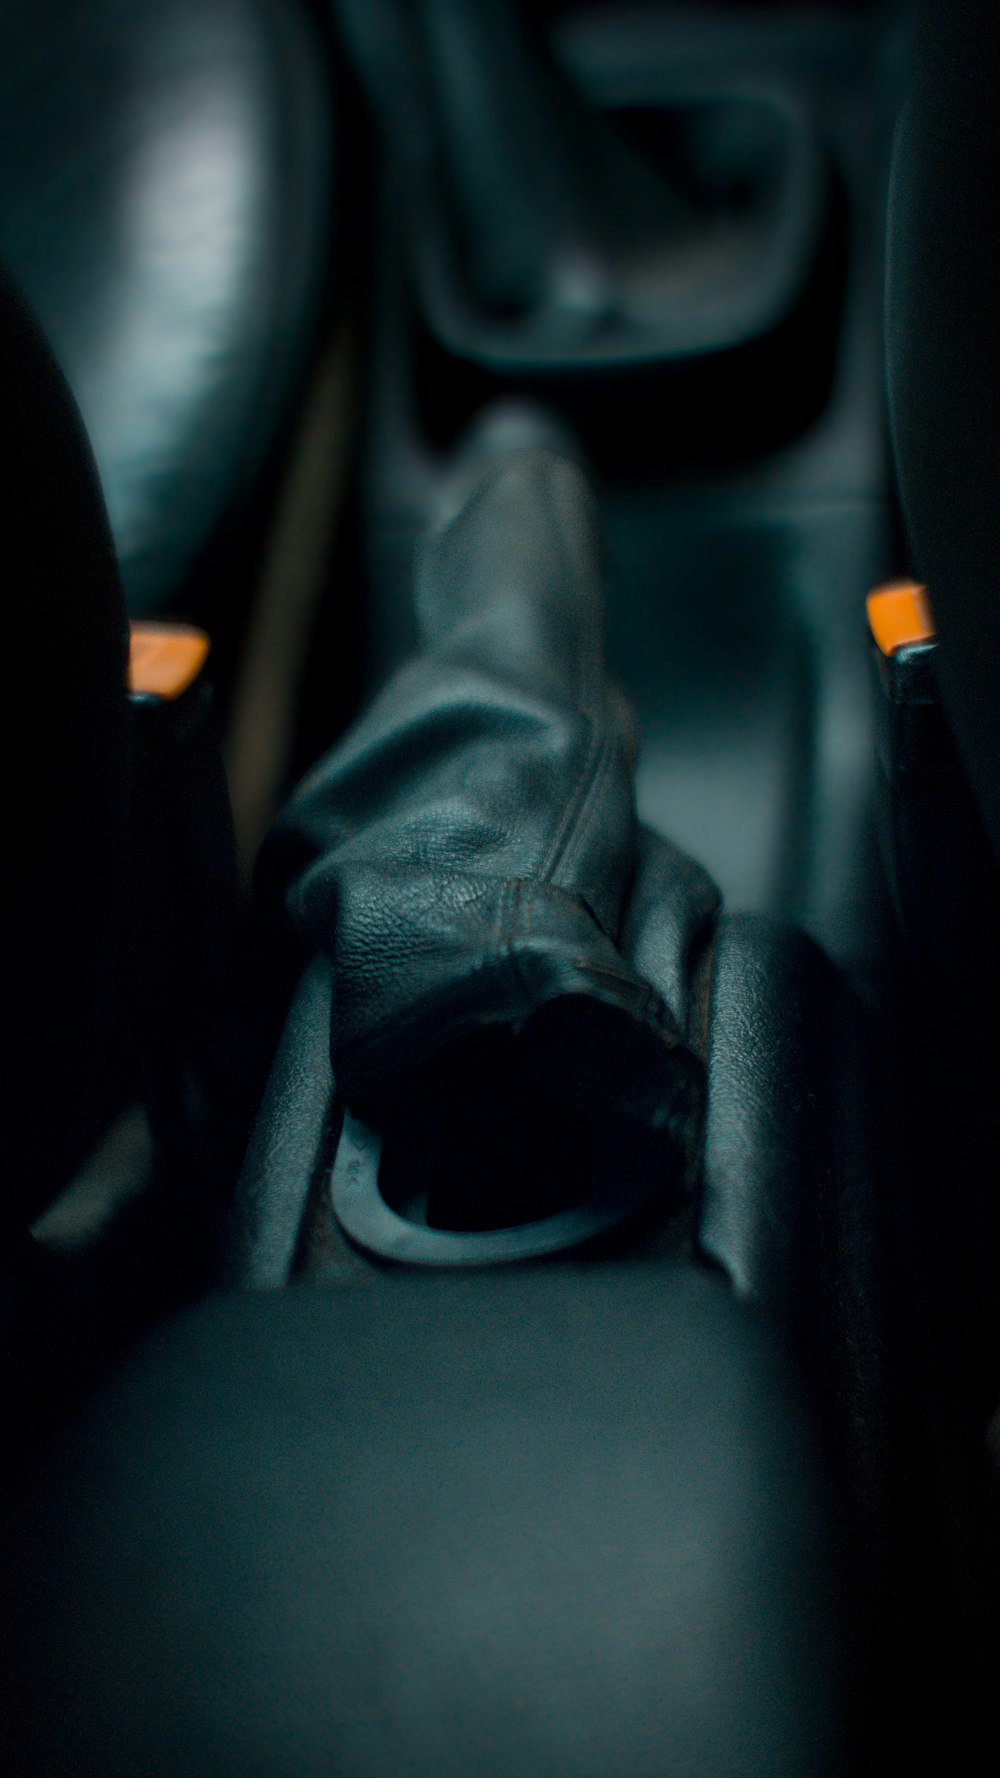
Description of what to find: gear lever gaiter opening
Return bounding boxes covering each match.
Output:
[372,1013,689,1239]
[260,450,710,1262]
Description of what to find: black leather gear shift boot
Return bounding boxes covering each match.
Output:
[260,450,713,1168]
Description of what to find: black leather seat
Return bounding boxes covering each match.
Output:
[0,0,339,1420]
[0,0,341,1475]
[0,0,335,620]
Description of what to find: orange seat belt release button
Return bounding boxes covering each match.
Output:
[128,621,211,701]
[866,580,936,656]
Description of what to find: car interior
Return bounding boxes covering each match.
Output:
[2,0,999,1771]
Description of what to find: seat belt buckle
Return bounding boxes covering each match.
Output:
[126,621,244,1175]
[868,580,999,993]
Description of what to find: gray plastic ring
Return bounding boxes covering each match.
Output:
[330,1108,668,1268]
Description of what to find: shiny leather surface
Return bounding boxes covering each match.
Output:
[0,1264,852,1778]
[0,0,334,616]
[262,452,707,1150]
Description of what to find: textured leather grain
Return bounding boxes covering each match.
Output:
[0,0,334,616]
[261,451,710,1152]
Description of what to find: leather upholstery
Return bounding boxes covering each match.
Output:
[0,13,890,1769]
[0,1264,852,1778]
[0,0,334,617]
[246,447,885,1500]
[249,447,883,1354]
[261,452,709,1152]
